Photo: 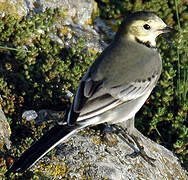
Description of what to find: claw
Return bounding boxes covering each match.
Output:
[104,124,156,167]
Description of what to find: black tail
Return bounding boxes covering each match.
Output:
[5,124,80,176]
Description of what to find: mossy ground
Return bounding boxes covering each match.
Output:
[0,0,187,178]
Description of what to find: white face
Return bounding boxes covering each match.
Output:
[127,16,167,47]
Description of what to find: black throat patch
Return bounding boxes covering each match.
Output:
[135,37,157,49]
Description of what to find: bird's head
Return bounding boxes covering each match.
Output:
[117,12,176,48]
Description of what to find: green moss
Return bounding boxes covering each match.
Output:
[0,8,100,178]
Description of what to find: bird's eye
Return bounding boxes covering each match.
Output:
[143,24,151,30]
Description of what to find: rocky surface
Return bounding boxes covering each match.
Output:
[0,0,97,25]
[30,121,188,179]
[0,104,11,150]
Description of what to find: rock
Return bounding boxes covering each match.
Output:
[0,0,97,26]
[0,104,11,150]
[0,0,108,54]
[30,124,187,179]
[22,110,38,121]
[29,110,187,179]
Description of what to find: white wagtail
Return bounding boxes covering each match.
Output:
[5,11,176,175]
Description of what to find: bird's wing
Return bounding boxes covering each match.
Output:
[108,79,153,102]
[67,71,158,124]
[67,74,104,125]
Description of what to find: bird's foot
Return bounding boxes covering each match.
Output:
[105,124,156,167]
[129,134,156,166]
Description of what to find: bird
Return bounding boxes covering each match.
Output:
[5,11,176,175]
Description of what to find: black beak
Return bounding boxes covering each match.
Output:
[161,26,178,34]
[160,27,177,46]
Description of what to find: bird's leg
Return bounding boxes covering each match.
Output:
[104,123,156,167]
[129,133,156,164]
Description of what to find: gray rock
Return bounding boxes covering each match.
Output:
[28,110,187,179]
[0,104,11,150]
[31,125,187,179]
[0,0,96,26]
[0,0,108,54]
[22,110,38,121]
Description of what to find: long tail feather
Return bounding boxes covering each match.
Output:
[5,124,80,175]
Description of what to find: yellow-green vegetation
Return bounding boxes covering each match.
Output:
[0,8,98,178]
[0,0,187,178]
